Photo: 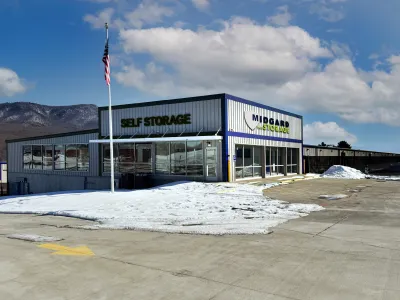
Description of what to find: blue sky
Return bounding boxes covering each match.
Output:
[1,0,400,153]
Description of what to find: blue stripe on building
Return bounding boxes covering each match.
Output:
[227,131,302,144]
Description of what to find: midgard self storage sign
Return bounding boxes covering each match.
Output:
[121,114,191,128]
[244,111,289,134]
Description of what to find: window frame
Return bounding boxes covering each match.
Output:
[22,144,90,173]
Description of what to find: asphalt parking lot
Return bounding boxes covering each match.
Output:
[1,178,400,300]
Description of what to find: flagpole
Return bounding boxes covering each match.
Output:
[105,23,115,193]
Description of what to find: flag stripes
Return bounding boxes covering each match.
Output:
[102,38,110,86]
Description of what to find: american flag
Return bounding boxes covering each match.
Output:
[102,38,110,86]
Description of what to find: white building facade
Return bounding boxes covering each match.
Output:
[6,94,303,194]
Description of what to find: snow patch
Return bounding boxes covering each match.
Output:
[366,175,400,181]
[318,194,348,200]
[321,165,366,179]
[0,182,324,235]
[7,234,63,242]
[305,173,320,177]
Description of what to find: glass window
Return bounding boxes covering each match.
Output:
[103,144,118,173]
[156,142,170,174]
[254,147,261,167]
[235,145,243,178]
[254,146,262,177]
[187,141,203,176]
[77,145,89,171]
[236,146,243,168]
[23,146,32,169]
[136,144,152,163]
[171,142,186,175]
[187,141,203,165]
[66,144,77,171]
[235,145,262,178]
[243,146,253,178]
[277,148,285,167]
[32,145,43,169]
[54,145,65,170]
[43,145,53,171]
[136,144,152,173]
[291,148,298,165]
[265,147,271,175]
[271,147,277,167]
[287,148,292,166]
[236,168,243,178]
[205,141,217,177]
[119,143,135,173]
[290,148,299,174]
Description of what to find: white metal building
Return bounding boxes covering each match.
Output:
[6,94,303,194]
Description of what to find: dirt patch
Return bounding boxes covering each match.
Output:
[263,178,374,209]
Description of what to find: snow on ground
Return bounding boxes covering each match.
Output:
[318,194,348,200]
[321,165,366,179]
[6,234,63,242]
[320,165,400,181]
[366,175,400,181]
[305,173,320,177]
[0,182,324,235]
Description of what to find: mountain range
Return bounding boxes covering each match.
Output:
[0,102,99,161]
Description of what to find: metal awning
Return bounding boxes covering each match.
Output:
[89,135,223,144]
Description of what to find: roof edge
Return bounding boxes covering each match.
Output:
[6,129,99,143]
[303,144,400,155]
[98,93,226,111]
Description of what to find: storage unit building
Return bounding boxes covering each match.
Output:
[6,93,303,195]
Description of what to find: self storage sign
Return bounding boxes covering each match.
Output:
[121,114,191,128]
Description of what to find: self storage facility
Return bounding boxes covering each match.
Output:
[6,93,303,194]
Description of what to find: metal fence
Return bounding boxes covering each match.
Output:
[304,155,400,174]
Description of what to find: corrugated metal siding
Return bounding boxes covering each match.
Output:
[318,149,339,157]
[227,99,302,141]
[7,132,98,177]
[100,99,222,136]
[303,147,317,156]
[7,173,110,194]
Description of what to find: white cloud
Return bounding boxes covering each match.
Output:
[267,5,292,26]
[83,8,115,29]
[310,2,345,22]
[81,2,400,128]
[117,18,332,94]
[330,41,351,59]
[124,0,175,28]
[83,0,177,30]
[304,122,357,145]
[174,21,186,28]
[277,58,400,126]
[192,0,210,11]
[113,18,400,127]
[388,55,400,65]
[0,68,27,97]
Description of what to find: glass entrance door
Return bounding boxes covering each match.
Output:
[135,144,152,173]
[266,147,285,176]
[205,141,217,180]
[277,148,285,175]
